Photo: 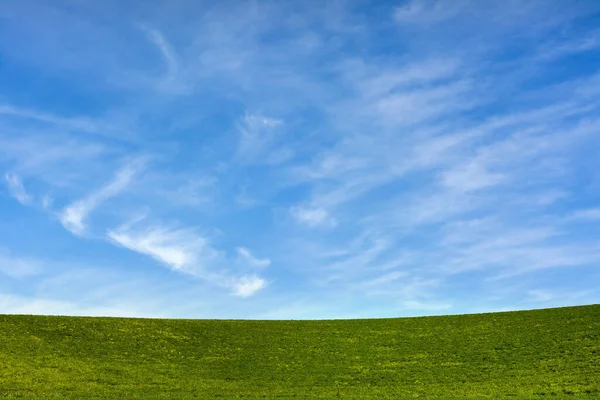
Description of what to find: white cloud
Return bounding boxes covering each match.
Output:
[59,164,138,235]
[237,247,271,268]
[236,113,290,164]
[229,275,267,297]
[308,234,396,288]
[290,206,335,228]
[373,80,475,127]
[141,26,179,88]
[537,32,599,61]
[353,59,461,99]
[107,224,213,273]
[440,160,505,192]
[108,223,268,297]
[392,0,567,30]
[0,134,107,187]
[4,172,31,205]
[437,219,600,278]
[394,0,466,24]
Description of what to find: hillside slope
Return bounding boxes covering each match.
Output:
[1,305,599,399]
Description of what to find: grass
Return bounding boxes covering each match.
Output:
[0,304,599,399]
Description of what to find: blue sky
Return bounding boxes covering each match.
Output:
[1,0,599,319]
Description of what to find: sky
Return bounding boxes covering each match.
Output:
[1,0,599,319]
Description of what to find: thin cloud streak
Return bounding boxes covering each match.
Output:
[290,206,335,228]
[59,164,139,235]
[0,104,97,133]
[140,25,179,88]
[237,247,271,268]
[4,172,31,205]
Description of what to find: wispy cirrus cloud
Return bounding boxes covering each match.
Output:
[59,163,139,235]
[3,172,31,205]
[0,130,111,191]
[394,0,467,23]
[237,247,270,268]
[107,220,268,297]
[140,25,180,90]
[290,206,335,228]
[107,222,217,274]
[235,113,292,165]
[0,104,98,133]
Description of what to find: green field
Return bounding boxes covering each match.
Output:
[0,305,599,399]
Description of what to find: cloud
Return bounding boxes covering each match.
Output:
[394,0,466,24]
[373,80,475,127]
[59,164,138,235]
[436,218,600,278]
[108,222,268,297]
[0,104,97,133]
[4,172,31,205]
[107,223,214,273]
[235,113,292,165]
[362,271,409,288]
[140,26,179,89]
[229,275,267,297]
[303,234,397,289]
[440,160,505,192]
[537,32,599,61]
[350,59,461,99]
[0,133,107,187]
[290,206,336,228]
[237,247,271,268]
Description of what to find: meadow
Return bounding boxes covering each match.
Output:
[0,304,598,399]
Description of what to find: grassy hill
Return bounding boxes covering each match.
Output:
[0,305,598,399]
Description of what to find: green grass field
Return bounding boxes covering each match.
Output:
[0,305,599,399]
